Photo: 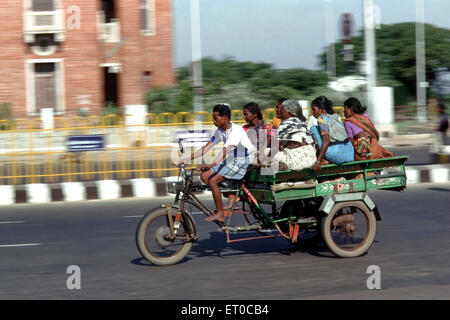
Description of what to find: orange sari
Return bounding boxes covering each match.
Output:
[344,114,393,161]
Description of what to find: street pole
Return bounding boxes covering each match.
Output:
[415,0,427,123]
[190,0,203,128]
[363,0,376,118]
[324,0,336,78]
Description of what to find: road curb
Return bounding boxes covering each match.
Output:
[430,153,450,164]
[1,165,448,205]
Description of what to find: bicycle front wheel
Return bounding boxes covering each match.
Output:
[136,207,193,266]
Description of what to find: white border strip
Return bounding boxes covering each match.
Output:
[26,184,51,203]
[0,243,42,248]
[0,186,15,205]
[96,180,121,200]
[130,179,156,198]
[61,182,86,201]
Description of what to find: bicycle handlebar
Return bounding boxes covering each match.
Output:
[177,163,210,172]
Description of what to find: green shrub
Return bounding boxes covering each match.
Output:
[0,102,13,130]
[0,102,12,119]
[102,101,120,125]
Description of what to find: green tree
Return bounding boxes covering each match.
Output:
[153,57,330,113]
[248,68,327,95]
[318,22,450,95]
[146,81,193,114]
[177,56,273,85]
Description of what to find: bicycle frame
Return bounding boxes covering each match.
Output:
[171,164,287,243]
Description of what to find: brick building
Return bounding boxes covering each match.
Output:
[0,0,176,118]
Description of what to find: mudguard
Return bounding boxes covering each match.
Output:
[319,192,382,221]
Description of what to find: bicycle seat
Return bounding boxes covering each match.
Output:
[218,179,242,190]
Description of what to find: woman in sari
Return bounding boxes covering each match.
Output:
[343,97,393,160]
[271,99,317,171]
[310,96,354,171]
[269,98,288,130]
[242,102,272,163]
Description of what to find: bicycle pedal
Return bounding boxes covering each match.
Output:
[296,217,317,224]
[258,229,278,234]
[219,226,239,233]
[224,206,243,211]
[219,223,262,233]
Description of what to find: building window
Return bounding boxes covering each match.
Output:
[143,71,152,93]
[102,0,116,23]
[140,0,155,35]
[32,0,54,11]
[25,59,65,114]
[34,63,57,111]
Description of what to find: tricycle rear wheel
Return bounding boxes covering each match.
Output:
[321,201,376,258]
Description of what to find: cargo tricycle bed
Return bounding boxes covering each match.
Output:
[246,156,408,203]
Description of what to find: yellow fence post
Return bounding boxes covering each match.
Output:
[263,108,276,123]
[175,112,194,125]
[0,120,14,185]
[118,115,127,180]
[333,106,345,120]
[231,110,244,124]
[194,111,212,123]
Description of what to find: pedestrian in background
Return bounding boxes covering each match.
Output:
[436,102,448,146]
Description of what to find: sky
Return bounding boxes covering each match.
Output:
[172,0,450,70]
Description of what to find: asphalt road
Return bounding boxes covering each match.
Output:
[0,183,449,300]
[389,145,433,165]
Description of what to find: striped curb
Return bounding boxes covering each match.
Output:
[0,178,187,206]
[430,153,450,164]
[404,164,450,184]
[0,165,448,205]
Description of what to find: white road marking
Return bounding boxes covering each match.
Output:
[122,212,206,218]
[0,221,25,225]
[0,243,42,248]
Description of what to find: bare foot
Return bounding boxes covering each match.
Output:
[204,211,224,223]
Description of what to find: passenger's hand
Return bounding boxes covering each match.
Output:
[258,159,269,168]
[314,161,322,171]
[180,157,190,165]
[196,164,212,172]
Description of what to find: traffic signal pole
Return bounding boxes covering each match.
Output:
[363,0,377,118]
[324,0,336,78]
[415,0,427,123]
[190,0,203,129]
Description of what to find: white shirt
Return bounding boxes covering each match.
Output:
[211,122,256,159]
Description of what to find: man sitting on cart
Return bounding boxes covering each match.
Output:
[181,103,256,223]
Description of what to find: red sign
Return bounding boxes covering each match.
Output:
[339,13,355,43]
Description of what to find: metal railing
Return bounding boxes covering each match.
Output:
[0,112,219,185]
[0,107,349,185]
[394,105,440,121]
